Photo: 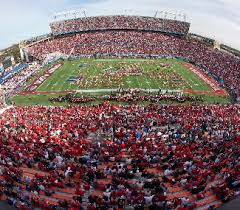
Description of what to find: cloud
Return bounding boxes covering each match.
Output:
[0,0,239,50]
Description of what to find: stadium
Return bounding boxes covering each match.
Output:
[0,7,239,210]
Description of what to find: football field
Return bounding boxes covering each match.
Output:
[37,58,212,91]
[11,58,230,105]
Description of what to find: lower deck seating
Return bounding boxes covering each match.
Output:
[0,104,239,209]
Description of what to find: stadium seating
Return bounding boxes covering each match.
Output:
[0,104,239,209]
[2,63,40,90]
[0,63,28,85]
[1,15,239,210]
[50,15,190,36]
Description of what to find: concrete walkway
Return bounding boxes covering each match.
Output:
[0,105,13,115]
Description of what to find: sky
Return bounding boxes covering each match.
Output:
[0,0,240,50]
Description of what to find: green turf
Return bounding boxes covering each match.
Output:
[37,58,212,91]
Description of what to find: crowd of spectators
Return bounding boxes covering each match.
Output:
[1,16,239,210]
[0,90,4,109]
[0,66,14,78]
[2,63,40,90]
[50,16,190,36]
[0,104,239,209]
[27,30,240,101]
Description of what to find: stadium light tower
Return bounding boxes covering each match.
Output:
[52,9,187,22]
[83,10,87,18]
[184,14,187,22]
[164,11,168,19]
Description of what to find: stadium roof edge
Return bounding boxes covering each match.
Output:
[50,14,190,25]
